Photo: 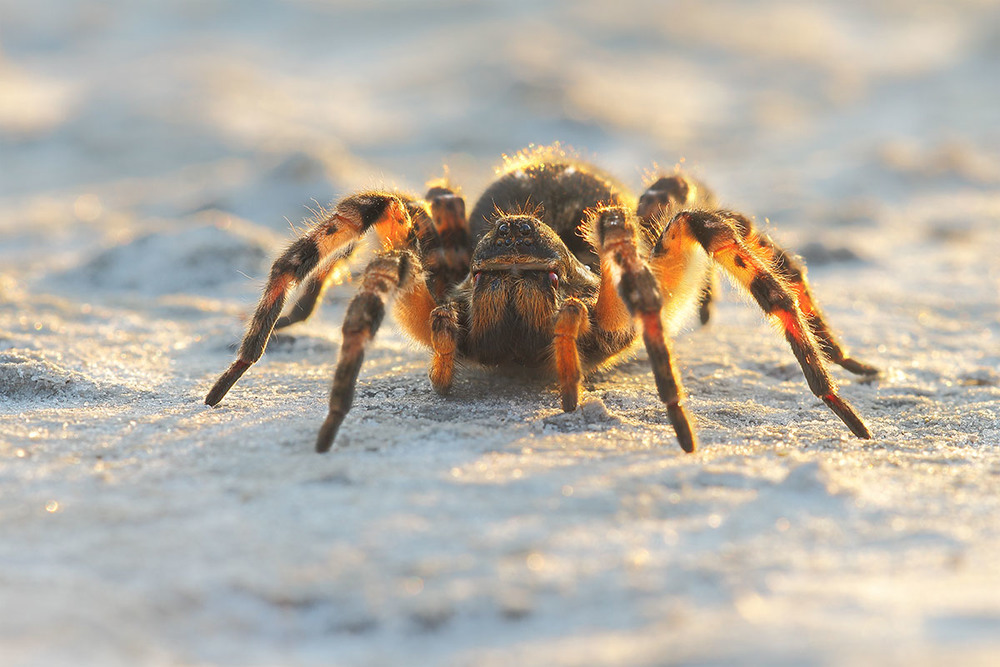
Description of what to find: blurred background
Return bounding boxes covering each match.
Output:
[3,0,998,240]
[3,4,1000,665]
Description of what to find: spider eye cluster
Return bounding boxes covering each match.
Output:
[493,218,537,248]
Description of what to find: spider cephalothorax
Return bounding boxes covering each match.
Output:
[456,214,594,366]
[205,146,877,453]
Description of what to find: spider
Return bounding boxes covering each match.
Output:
[204,146,877,453]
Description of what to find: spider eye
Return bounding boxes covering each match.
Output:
[548,272,559,289]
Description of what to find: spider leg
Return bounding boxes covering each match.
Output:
[316,250,433,452]
[205,192,414,407]
[659,210,872,439]
[592,206,698,453]
[275,197,440,331]
[749,232,878,376]
[696,271,717,325]
[422,187,471,301]
[412,187,472,395]
[428,302,461,394]
[274,253,351,330]
[637,174,719,327]
[553,297,590,412]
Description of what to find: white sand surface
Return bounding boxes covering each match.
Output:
[2,1,999,665]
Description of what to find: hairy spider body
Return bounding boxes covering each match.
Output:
[205,147,877,453]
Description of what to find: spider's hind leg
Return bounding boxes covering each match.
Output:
[274,252,353,330]
[749,231,877,376]
[419,186,471,301]
[659,209,873,439]
[277,193,455,330]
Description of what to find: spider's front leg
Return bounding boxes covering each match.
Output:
[316,250,434,452]
[205,192,413,408]
[592,206,698,453]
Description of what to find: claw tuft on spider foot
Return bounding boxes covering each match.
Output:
[316,411,346,453]
[561,388,578,413]
[822,394,872,439]
[205,359,251,406]
[667,403,698,453]
[839,357,880,377]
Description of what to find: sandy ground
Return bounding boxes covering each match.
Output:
[2,1,999,665]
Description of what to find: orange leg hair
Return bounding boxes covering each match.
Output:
[428,303,460,394]
[553,297,590,412]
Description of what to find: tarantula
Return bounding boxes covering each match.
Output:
[205,147,877,453]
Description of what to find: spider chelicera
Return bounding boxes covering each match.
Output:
[205,146,877,453]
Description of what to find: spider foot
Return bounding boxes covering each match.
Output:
[838,356,880,377]
[205,359,251,406]
[316,410,347,453]
[822,393,872,439]
[667,402,698,453]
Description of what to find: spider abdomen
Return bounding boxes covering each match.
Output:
[468,158,630,270]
